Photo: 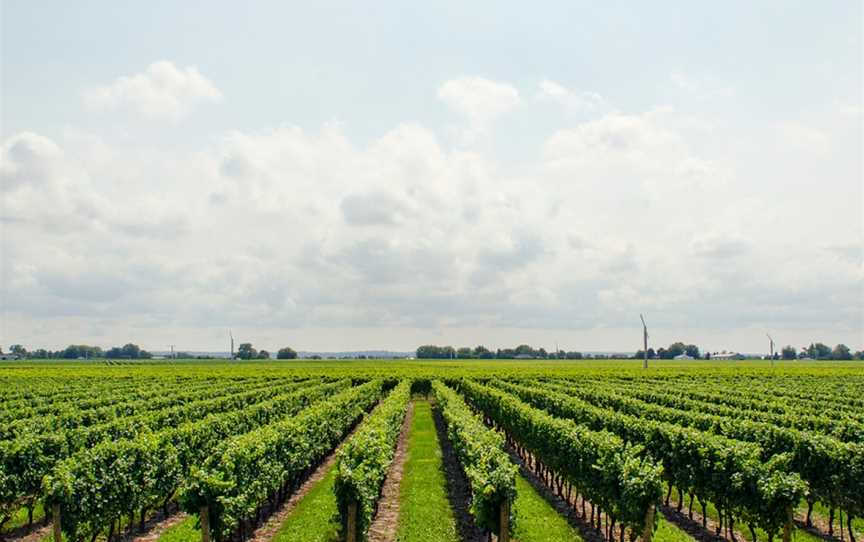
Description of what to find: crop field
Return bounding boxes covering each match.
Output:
[0,360,861,542]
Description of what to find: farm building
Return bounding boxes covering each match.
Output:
[712,352,745,360]
[673,353,694,360]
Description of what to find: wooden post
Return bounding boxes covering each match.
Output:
[346,501,357,542]
[52,503,62,542]
[499,499,511,542]
[782,507,793,542]
[643,504,656,542]
[200,506,211,542]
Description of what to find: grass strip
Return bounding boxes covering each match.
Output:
[396,400,458,542]
[156,516,200,542]
[510,474,583,542]
[271,465,340,542]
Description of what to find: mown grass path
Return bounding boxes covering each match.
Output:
[269,466,340,542]
[395,400,459,542]
[511,473,583,542]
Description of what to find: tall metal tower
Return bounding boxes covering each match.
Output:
[767,334,775,368]
[640,314,649,369]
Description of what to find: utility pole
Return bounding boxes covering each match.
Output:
[640,314,649,369]
[229,330,235,360]
[169,345,175,359]
[767,334,775,368]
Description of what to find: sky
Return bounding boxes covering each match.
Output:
[1,1,862,354]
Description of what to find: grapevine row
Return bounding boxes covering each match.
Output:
[44,379,352,542]
[178,380,386,541]
[491,379,804,541]
[433,381,518,537]
[334,380,412,540]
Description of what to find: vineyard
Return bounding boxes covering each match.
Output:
[0,360,861,542]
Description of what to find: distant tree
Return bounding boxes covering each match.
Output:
[416,345,438,359]
[514,344,534,357]
[62,345,103,359]
[277,347,298,359]
[705,352,711,360]
[122,343,140,358]
[854,351,863,361]
[806,342,832,360]
[665,342,686,359]
[537,348,548,359]
[10,345,28,357]
[473,345,494,359]
[565,351,583,360]
[237,343,257,360]
[105,343,150,359]
[257,350,270,359]
[832,344,852,360]
[456,347,473,359]
[497,348,516,359]
[684,344,701,359]
[416,345,457,359]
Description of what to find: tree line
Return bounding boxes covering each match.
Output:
[235,343,298,360]
[782,342,860,360]
[2,343,153,359]
[416,344,591,359]
[417,341,863,360]
[630,341,861,360]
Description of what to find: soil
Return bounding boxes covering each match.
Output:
[660,501,747,542]
[366,401,415,542]
[793,509,856,542]
[3,523,51,542]
[126,512,189,542]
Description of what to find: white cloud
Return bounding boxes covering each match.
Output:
[438,77,520,123]
[777,122,830,155]
[2,77,862,351]
[0,132,64,191]
[690,231,752,259]
[537,79,608,115]
[83,61,222,121]
[438,77,520,145]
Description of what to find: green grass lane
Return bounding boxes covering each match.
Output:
[511,473,582,542]
[156,515,201,542]
[396,400,458,542]
[2,502,45,533]
[654,513,696,542]
[271,464,340,542]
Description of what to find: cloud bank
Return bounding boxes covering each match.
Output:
[2,70,862,351]
[83,61,222,121]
